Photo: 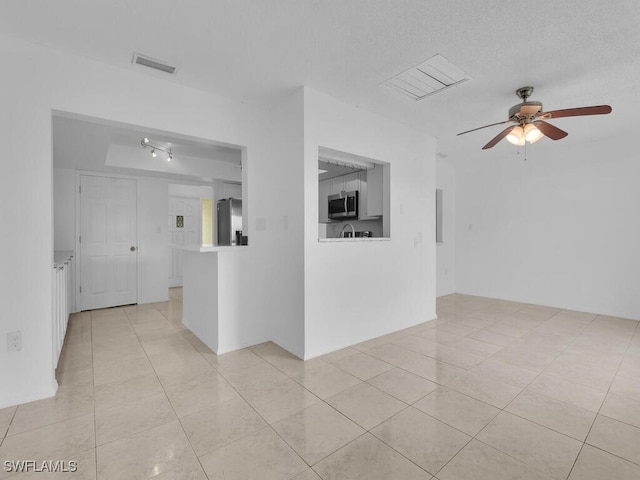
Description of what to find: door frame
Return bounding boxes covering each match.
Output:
[74,170,139,312]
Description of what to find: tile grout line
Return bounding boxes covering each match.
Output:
[431,305,595,479]
[90,309,98,480]
[122,301,214,480]
[427,307,537,478]
[194,356,314,478]
[564,316,640,478]
[221,345,358,475]
[475,309,594,480]
[407,301,533,477]
[229,345,442,478]
[0,401,19,449]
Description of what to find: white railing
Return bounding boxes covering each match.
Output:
[52,252,74,367]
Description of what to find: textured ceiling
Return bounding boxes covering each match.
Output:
[2,0,639,160]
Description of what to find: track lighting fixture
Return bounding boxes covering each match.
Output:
[141,137,173,162]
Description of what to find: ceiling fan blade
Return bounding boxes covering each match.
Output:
[534,120,568,140]
[541,105,612,119]
[457,120,514,136]
[482,126,516,150]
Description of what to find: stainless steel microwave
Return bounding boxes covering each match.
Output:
[328,191,358,219]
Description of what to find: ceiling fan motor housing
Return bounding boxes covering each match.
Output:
[509,101,543,121]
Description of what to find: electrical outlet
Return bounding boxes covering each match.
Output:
[7,331,22,352]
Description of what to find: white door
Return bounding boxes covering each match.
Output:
[168,196,200,287]
[80,175,137,310]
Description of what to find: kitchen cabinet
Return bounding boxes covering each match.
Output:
[358,165,383,219]
[344,172,360,192]
[366,164,383,217]
[318,178,331,223]
[329,172,360,193]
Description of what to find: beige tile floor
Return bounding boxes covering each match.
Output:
[1,290,639,479]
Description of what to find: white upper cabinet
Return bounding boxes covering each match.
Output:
[318,178,331,223]
[365,164,383,217]
[330,172,359,193]
[344,172,360,192]
[358,166,383,219]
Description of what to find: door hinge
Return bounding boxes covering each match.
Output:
[79,286,82,293]
[79,185,82,194]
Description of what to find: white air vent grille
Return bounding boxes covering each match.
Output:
[383,54,470,101]
[132,53,177,75]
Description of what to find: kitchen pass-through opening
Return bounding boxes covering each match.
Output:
[318,146,390,241]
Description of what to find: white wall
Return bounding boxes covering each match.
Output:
[0,34,440,406]
[169,184,214,198]
[436,159,456,297]
[246,89,305,357]
[53,168,76,251]
[137,177,171,304]
[0,40,60,407]
[303,88,437,358]
[0,34,298,407]
[454,134,640,320]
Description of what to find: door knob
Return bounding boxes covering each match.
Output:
[130,246,136,252]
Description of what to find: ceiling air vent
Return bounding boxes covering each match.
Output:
[383,54,470,101]
[132,53,177,75]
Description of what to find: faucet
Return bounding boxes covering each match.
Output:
[339,223,356,238]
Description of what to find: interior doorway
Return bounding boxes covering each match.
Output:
[168,184,214,287]
[168,196,200,287]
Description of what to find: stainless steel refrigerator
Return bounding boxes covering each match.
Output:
[217,198,242,245]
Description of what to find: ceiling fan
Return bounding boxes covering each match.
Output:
[457,86,612,150]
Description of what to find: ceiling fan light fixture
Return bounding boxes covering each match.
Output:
[506,126,525,145]
[524,123,544,143]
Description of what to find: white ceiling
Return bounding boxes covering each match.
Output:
[53,114,242,182]
[3,1,639,160]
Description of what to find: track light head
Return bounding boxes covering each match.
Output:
[141,137,174,161]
